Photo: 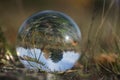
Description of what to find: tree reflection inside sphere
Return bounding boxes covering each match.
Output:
[16,10,82,73]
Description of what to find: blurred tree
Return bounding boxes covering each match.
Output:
[0,27,6,67]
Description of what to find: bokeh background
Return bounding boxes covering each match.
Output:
[0,0,95,45]
[0,0,120,51]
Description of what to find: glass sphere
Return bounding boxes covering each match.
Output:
[16,10,82,73]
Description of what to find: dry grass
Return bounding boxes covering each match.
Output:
[0,0,120,80]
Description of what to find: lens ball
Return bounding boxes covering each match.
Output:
[16,10,82,72]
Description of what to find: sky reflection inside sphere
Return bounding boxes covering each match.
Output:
[17,47,80,72]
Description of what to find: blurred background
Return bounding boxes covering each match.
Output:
[0,0,95,45]
[0,0,120,49]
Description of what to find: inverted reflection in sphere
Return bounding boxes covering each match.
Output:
[16,10,82,73]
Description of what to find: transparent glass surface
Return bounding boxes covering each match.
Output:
[16,10,82,73]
